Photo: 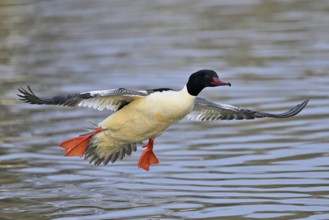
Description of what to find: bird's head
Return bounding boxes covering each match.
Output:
[186,69,231,96]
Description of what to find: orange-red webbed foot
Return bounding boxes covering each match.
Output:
[138,138,159,171]
[59,127,103,157]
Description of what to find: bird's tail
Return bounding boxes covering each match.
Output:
[59,127,104,156]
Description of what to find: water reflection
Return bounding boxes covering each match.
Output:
[1,0,329,219]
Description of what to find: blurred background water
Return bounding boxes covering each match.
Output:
[1,0,329,219]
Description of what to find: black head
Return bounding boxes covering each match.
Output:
[186,69,231,96]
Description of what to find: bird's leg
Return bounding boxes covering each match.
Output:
[138,138,159,171]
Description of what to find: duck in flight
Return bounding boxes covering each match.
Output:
[18,69,308,171]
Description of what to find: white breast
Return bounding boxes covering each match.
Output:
[146,86,196,121]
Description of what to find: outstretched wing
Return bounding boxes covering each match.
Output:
[17,86,150,111]
[186,98,309,121]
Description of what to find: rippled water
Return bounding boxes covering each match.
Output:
[1,0,329,219]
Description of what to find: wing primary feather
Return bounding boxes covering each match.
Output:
[252,99,309,118]
[18,86,81,107]
[18,86,148,111]
[188,98,309,121]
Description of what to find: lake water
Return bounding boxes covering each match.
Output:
[1,0,329,219]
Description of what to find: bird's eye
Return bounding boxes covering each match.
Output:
[203,74,209,78]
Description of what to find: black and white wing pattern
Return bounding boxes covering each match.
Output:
[18,86,152,111]
[186,97,309,121]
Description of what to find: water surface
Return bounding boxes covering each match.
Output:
[1,0,329,219]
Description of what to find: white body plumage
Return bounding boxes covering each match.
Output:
[92,86,196,159]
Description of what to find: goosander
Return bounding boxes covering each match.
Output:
[18,69,308,171]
